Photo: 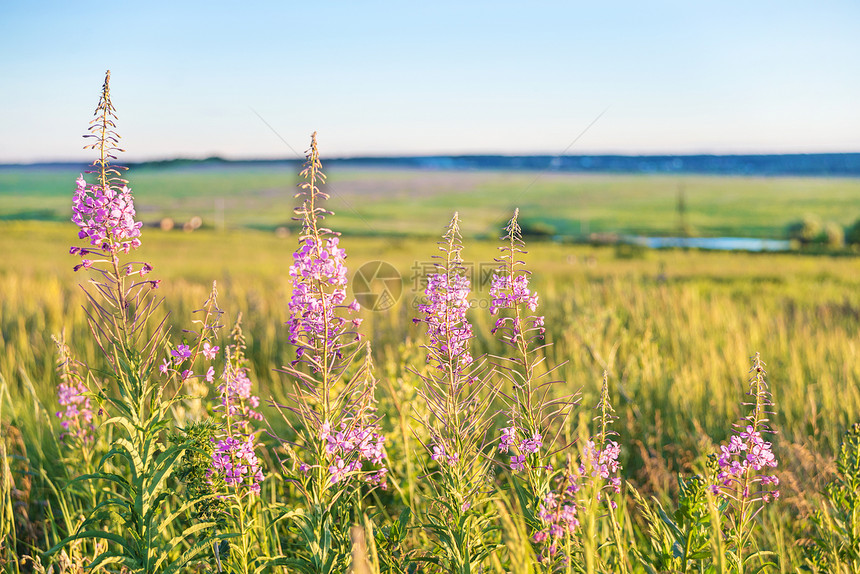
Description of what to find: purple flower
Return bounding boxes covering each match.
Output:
[580,439,621,481]
[511,454,527,471]
[329,458,348,483]
[203,342,219,360]
[520,432,543,455]
[416,271,474,370]
[430,442,459,466]
[489,273,539,315]
[499,426,517,453]
[711,352,779,509]
[309,414,387,485]
[533,486,580,547]
[217,366,263,425]
[287,236,360,364]
[713,426,778,501]
[489,210,546,349]
[71,174,143,255]
[56,381,94,442]
[171,344,192,363]
[210,435,264,495]
[282,136,389,495]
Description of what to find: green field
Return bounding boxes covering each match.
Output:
[3,165,860,238]
[2,166,860,571]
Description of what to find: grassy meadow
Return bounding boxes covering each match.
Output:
[2,164,860,572]
[4,165,860,237]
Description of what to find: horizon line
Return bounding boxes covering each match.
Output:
[3,150,860,168]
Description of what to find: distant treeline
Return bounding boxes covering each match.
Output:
[5,153,860,176]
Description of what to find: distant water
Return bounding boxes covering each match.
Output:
[632,236,791,252]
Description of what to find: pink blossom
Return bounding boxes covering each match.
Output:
[71,174,143,255]
[416,272,474,371]
[287,236,360,364]
[55,381,94,442]
[171,344,192,363]
[203,342,219,360]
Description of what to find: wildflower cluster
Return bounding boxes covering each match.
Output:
[71,173,142,255]
[707,353,781,571]
[489,209,546,346]
[218,364,263,425]
[274,134,388,571]
[52,334,95,445]
[711,354,779,506]
[50,71,231,574]
[533,473,581,557]
[489,274,538,315]
[575,439,622,503]
[286,134,362,376]
[211,437,263,495]
[321,419,387,485]
[498,426,543,471]
[411,213,503,572]
[417,270,473,370]
[210,319,265,496]
[56,381,94,442]
[490,211,560,466]
[714,426,779,501]
[525,439,623,566]
[69,70,151,282]
[288,235,361,365]
[322,346,388,491]
[50,74,794,573]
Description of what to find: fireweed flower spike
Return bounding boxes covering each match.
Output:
[72,70,144,264]
[712,353,779,571]
[49,71,224,573]
[491,210,578,468]
[169,311,270,574]
[69,71,162,372]
[285,132,361,373]
[490,209,580,564]
[209,316,264,496]
[583,372,623,506]
[415,218,474,372]
[412,213,501,573]
[527,377,623,570]
[275,134,387,571]
[52,334,95,446]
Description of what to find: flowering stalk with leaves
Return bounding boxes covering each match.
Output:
[490,209,586,568]
[570,374,624,572]
[274,133,387,573]
[47,71,222,574]
[411,212,500,573]
[207,312,268,574]
[712,353,779,573]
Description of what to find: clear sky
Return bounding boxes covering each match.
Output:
[1,0,859,162]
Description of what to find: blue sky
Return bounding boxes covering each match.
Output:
[1,1,859,162]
